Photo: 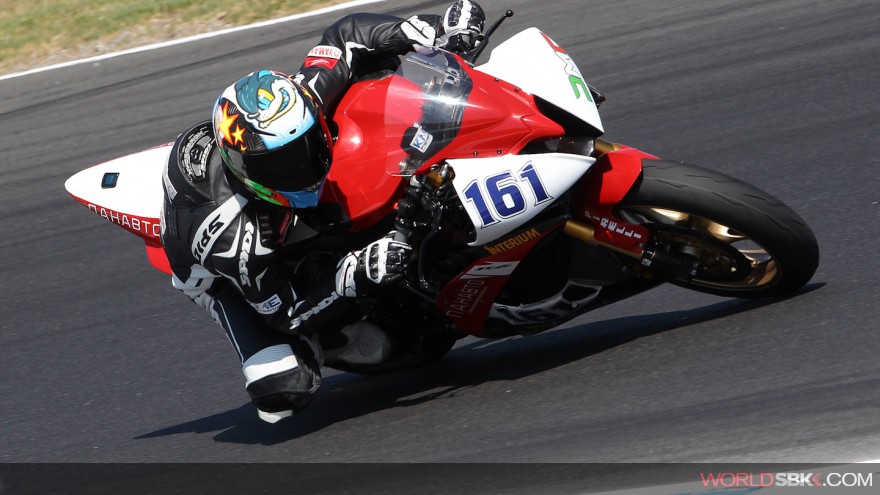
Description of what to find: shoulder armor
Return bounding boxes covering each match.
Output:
[165,121,224,205]
[178,123,214,182]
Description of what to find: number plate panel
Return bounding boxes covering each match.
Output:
[448,153,595,245]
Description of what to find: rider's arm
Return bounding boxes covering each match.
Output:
[295,12,442,114]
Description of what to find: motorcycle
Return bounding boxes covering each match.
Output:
[65,10,819,370]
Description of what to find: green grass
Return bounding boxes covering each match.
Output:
[0,0,344,74]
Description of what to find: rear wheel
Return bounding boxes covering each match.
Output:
[616,160,819,298]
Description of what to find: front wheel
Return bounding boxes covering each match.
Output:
[616,160,819,298]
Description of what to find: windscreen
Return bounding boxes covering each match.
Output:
[385,50,474,176]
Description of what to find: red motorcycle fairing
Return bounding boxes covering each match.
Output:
[324,56,564,231]
[432,69,565,161]
[571,146,659,257]
[325,52,656,335]
[436,226,559,336]
[434,145,661,336]
[321,76,412,231]
[69,192,172,274]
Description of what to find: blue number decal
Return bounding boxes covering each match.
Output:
[462,162,555,228]
[486,171,526,218]
[519,163,552,205]
[463,180,497,227]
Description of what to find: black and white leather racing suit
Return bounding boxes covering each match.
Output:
[160,12,450,422]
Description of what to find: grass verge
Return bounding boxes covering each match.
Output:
[0,0,349,75]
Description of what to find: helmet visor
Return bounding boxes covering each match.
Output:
[223,122,330,193]
[278,186,324,208]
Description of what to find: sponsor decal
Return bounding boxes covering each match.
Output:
[304,57,339,70]
[484,228,541,255]
[193,214,224,261]
[290,292,339,329]
[239,222,254,286]
[410,126,433,153]
[540,32,592,102]
[460,261,520,279]
[444,279,489,319]
[593,215,644,239]
[87,203,161,238]
[190,194,247,263]
[304,45,343,70]
[307,45,342,59]
[251,294,283,315]
[443,262,520,320]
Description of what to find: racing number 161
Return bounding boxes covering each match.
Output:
[462,163,552,227]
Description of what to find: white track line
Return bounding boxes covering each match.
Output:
[0,0,387,82]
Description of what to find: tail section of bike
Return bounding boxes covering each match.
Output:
[64,144,173,275]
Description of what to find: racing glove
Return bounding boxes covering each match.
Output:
[439,0,486,53]
[335,232,413,297]
[401,16,439,54]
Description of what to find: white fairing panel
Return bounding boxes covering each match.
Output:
[64,144,171,221]
[476,28,604,134]
[449,153,595,245]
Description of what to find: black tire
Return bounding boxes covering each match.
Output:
[616,160,819,298]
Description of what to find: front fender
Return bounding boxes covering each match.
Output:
[568,146,660,256]
[575,146,659,209]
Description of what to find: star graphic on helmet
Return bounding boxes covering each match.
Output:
[216,102,239,146]
[231,125,246,149]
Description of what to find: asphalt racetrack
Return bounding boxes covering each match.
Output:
[1,0,879,487]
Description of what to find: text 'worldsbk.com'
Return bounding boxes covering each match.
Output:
[700,471,873,488]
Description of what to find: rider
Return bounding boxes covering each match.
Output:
[160,2,485,423]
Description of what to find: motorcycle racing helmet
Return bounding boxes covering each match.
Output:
[213,69,332,208]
